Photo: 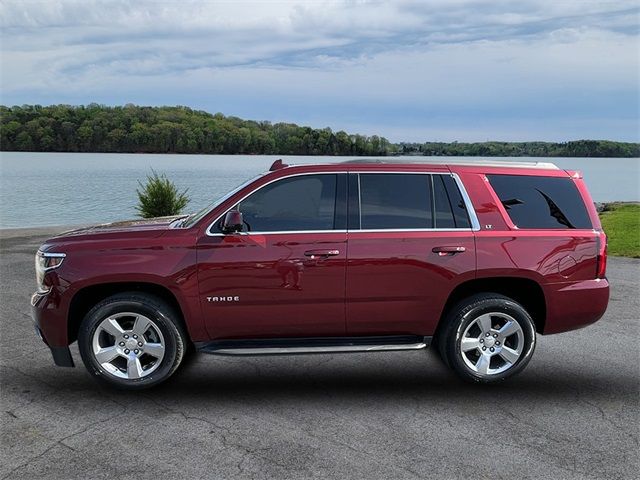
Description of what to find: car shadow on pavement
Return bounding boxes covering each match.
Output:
[93,350,636,404]
[6,347,635,406]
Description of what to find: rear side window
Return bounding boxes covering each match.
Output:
[359,174,432,229]
[434,175,471,228]
[487,174,592,229]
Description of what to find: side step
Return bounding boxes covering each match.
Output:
[196,335,431,356]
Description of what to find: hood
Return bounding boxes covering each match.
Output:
[49,215,187,240]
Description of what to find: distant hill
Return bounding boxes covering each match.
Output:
[1,104,638,157]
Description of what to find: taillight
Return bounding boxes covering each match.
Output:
[596,231,607,279]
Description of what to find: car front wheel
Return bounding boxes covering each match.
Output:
[78,292,187,390]
[438,293,537,383]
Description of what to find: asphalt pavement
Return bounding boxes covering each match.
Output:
[1,227,638,480]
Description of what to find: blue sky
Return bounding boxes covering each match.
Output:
[1,0,638,142]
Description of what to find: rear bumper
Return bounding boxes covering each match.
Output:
[543,278,610,334]
[32,291,75,367]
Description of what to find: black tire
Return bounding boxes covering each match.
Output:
[437,293,537,384]
[78,292,187,390]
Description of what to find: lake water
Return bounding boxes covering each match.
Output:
[0,152,638,228]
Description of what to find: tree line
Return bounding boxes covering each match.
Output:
[0,104,391,156]
[1,104,638,157]
[396,140,639,158]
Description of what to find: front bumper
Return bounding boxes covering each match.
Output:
[32,291,75,367]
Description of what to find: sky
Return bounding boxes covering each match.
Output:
[1,0,639,142]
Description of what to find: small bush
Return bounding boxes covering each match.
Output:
[136,170,190,218]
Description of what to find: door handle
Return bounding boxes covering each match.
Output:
[432,246,466,256]
[304,249,340,259]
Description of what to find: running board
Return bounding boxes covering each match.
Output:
[196,335,431,356]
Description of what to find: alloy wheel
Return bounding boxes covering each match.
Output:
[460,312,525,376]
[91,312,165,379]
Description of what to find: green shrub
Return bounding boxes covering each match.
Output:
[136,170,190,218]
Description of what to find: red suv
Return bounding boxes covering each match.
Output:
[32,159,609,389]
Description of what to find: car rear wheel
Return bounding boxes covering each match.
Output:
[78,292,187,390]
[437,293,537,383]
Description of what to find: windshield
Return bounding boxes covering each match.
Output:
[182,174,263,228]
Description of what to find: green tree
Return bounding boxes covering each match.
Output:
[136,170,190,218]
[14,131,34,150]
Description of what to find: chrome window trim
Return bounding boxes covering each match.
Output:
[206,170,480,236]
[207,230,348,237]
[353,228,474,233]
[450,172,481,231]
[206,171,345,236]
[354,171,480,232]
[207,228,473,237]
[357,173,362,229]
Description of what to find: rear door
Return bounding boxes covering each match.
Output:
[345,171,477,336]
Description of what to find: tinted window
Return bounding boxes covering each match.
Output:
[359,174,432,229]
[237,174,337,232]
[440,174,471,228]
[433,175,455,228]
[487,174,592,229]
[433,174,472,228]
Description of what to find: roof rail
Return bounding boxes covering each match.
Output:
[341,158,559,169]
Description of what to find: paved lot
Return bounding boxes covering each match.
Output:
[1,228,638,480]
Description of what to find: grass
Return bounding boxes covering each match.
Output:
[599,203,640,258]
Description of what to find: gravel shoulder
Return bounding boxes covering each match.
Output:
[1,228,638,480]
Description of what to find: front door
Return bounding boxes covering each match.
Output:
[197,173,347,339]
[346,172,477,336]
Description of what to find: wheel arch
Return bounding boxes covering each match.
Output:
[68,282,188,344]
[437,277,547,335]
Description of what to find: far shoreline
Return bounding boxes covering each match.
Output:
[2,151,640,159]
[3,105,639,158]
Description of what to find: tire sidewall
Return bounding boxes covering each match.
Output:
[448,297,537,383]
[78,297,182,389]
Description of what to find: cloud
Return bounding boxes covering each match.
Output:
[1,0,638,141]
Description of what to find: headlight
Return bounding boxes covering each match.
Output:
[35,251,66,294]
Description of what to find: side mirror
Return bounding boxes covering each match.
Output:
[221,210,243,234]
